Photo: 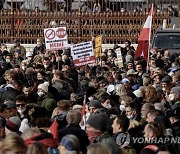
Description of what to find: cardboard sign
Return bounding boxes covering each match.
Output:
[71,41,95,67]
[44,27,68,50]
[116,48,124,68]
[95,35,102,58]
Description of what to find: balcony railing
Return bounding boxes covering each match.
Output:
[0,0,179,44]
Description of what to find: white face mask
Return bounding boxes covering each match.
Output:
[17,108,26,115]
[169,94,175,101]
[162,88,166,91]
[127,114,134,120]
[37,42,41,47]
[103,103,112,109]
[22,66,26,70]
[141,115,146,119]
[107,52,112,57]
[6,59,10,63]
[88,96,94,101]
[37,92,44,97]
[44,65,48,69]
[120,105,126,111]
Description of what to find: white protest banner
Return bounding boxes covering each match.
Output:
[44,27,68,50]
[116,48,124,68]
[71,41,95,67]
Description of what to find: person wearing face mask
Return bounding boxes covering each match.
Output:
[25,51,33,65]
[119,95,132,115]
[37,82,56,117]
[15,94,28,120]
[42,57,52,71]
[32,38,46,58]
[125,103,141,129]
[4,54,14,68]
[101,98,112,110]
[168,86,180,106]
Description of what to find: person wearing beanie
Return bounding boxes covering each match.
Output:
[168,86,180,107]
[58,134,81,154]
[37,82,56,117]
[86,112,119,154]
[88,99,102,115]
[5,116,21,135]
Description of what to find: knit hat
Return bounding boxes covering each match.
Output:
[38,82,49,93]
[43,98,56,112]
[86,113,109,132]
[6,116,21,132]
[61,136,77,151]
[126,69,137,76]
[88,100,101,109]
[15,49,21,54]
[122,78,130,84]
[171,86,180,95]
[72,105,82,110]
[126,55,133,63]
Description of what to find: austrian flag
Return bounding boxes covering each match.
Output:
[135,6,153,61]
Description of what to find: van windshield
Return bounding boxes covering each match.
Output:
[153,34,180,49]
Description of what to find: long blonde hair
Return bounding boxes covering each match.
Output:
[87,143,111,154]
[26,142,48,154]
[1,133,27,153]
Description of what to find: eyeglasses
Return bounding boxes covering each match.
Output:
[16,104,25,107]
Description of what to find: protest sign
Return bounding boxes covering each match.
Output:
[44,27,68,50]
[95,35,102,58]
[116,48,124,68]
[71,41,95,67]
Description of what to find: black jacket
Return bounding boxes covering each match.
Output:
[58,124,90,154]
[171,120,180,136]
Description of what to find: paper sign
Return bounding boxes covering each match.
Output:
[95,35,102,58]
[44,27,68,50]
[71,41,95,67]
[116,48,124,68]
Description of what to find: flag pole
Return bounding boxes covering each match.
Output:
[81,92,87,130]
[146,4,153,73]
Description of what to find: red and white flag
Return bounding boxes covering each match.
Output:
[135,6,153,61]
[49,119,59,141]
[81,93,86,130]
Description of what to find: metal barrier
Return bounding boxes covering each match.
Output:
[0,0,179,44]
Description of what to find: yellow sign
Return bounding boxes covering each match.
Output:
[95,35,102,58]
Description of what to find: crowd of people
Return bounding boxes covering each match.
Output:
[0,37,179,154]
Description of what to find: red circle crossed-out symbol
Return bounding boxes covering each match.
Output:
[56,28,66,38]
[45,29,55,40]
